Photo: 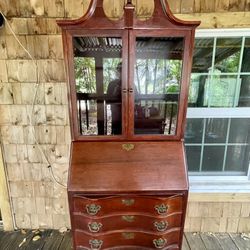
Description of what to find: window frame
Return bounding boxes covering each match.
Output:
[187,28,250,192]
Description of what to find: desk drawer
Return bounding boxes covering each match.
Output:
[73,195,183,217]
[74,229,181,249]
[73,213,182,234]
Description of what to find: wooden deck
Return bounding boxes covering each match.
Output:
[0,230,249,249]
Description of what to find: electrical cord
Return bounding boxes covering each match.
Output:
[0,11,66,188]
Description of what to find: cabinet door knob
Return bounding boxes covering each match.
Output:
[154,221,168,232]
[128,88,133,93]
[122,88,127,93]
[89,239,103,250]
[155,204,169,215]
[153,238,167,249]
[86,204,101,216]
[88,222,103,233]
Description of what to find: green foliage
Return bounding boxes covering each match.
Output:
[74,57,96,93]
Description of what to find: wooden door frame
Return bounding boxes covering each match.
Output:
[0,145,14,231]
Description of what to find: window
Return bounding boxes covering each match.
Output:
[185,29,250,179]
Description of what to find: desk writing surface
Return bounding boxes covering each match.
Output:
[69,141,188,193]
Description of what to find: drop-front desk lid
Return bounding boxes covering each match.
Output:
[69,141,188,194]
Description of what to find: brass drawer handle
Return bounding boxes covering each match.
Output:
[86,204,101,216]
[88,222,103,233]
[122,199,135,206]
[155,204,169,215]
[122,143,135,151]
[153,238,167,249]
[89,239,103,250]
[154,221,168,232]
[122,232,135,240]
[122,215,135,222]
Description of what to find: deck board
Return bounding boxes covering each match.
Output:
[215,233,239,250]
[200,233,223,250]
[182,235,191,250]
[230,233,250,250]
[185,232,206,250]
[0,231,248,249]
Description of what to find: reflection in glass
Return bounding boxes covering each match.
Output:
[241,38,250,73]
[192,38,214,73]
[204,75,240,107]
[186,146,201,171]
[202,146,225,171]
[225,145,250,173]
[134,37,183,135]
[205,118,228,143]
[73,36,122,136]
[185,119,204,143]
[214,38,241,73]
[229,118,250,144]
[239,75,250,107]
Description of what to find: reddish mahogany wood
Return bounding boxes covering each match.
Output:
[74,229,181,249]
[72,195,183,216]
[73,213,182,233]
[57,0,200,141]
[57,1,199,249]
[69,141,188,193]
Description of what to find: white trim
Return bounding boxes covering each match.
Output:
[196,28,250,38]
[189,176,250,193]
[187,107,250,118]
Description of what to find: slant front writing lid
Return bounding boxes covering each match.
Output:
[57,0,200,141]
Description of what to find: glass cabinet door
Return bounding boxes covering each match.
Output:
[72,36,124,136]
[133,36,184,136]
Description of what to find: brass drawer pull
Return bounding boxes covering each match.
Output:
[122,199,135,206]
[88,222,103,233]
[155,204,169,215]
[89,239,103,250]
[154,221,168,232]
[122,232,135,240]
[122,143,135,151]
[86,204,101,216]
[122,215,135,222]
[153,238,167,249]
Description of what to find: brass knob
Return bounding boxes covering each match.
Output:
[86,204,101,216]
[88,222,103,233]
[155,204,169,215]
[153,238,167,249]
[89,239,103,250]
[154,221,168,232]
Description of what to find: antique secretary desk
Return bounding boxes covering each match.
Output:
[57,0,199,249]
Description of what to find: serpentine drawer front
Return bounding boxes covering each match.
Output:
[73,195,183,217]
[74,229,181,249]
[73,213,182,233]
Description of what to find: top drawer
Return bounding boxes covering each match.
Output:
[73,195,183,217]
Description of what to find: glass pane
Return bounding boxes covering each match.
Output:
[134,37,184,135]
[205,118,228,143]
[238,75,250,107]
[188,74,209,107]
[204,75,239,107]
[202,146,225,171]
[229,118,250,144]
[186,146,201,171]
[73,36,122,136]
[225,145,250,173]
[192,38,214,73]
[241,38,250,73]
[214,38,241,73]
[185,118,204,143]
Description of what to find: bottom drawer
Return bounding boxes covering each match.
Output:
[74,229,180,249]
